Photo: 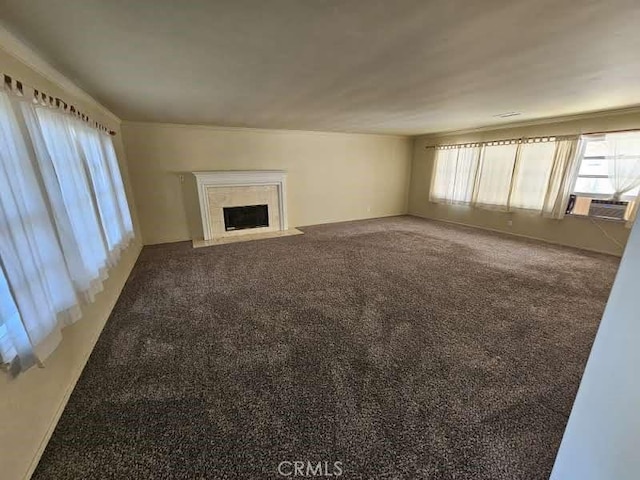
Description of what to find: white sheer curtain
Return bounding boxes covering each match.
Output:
[430,138,580,216]
[75,122,134,259]
[20,105,104,300]
[76,124,122,254]
[510,141,557,210]
[0,86,134,374]
[0,91,80,371]
[431,148,457,202]
[606,132,640,200]
[28,106,110,300]
[542,139,581,219]
[0,260,38,373]
[472,143,518,209]
[100,135,134,243]
[430,146,481,204]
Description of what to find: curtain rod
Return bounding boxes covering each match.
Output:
[425,134,578,149]
[425,128,640,149]
[2,74,116,136]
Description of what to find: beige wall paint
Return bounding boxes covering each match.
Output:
[122,122,413,245]
[0,47,142,480]
[408,111,640,256]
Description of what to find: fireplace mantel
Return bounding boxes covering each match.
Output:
[193,170,289,241]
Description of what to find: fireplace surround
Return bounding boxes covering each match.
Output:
[193,170,290,242]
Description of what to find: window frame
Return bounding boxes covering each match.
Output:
[572,137,640,201]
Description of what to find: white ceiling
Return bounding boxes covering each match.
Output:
[1,0,640,135]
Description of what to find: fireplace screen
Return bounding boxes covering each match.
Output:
[223,204,269,231]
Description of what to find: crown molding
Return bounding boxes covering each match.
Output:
[121,120,411,139]
[420,104,640,139]
[0,23,120,124]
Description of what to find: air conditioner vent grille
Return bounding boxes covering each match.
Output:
[588,199,628,220]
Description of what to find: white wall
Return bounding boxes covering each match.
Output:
[0,41,142,480]
[122,122,414,245]
[551,204,640,478]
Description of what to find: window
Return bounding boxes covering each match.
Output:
[431,137,578,217]
[570,133,640,218]
[0,85,134,374]
[573,134,640,200]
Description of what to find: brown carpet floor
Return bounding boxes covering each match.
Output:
[33,216,619,480]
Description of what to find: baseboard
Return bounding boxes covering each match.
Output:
[297,212,408,229]
[146,212,411,246]
[408,212,623,257]
[23,243,142,480]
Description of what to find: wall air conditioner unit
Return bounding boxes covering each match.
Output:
[588,199,628,220]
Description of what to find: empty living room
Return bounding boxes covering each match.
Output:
[1,1,640,479]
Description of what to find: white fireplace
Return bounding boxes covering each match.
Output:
[193,170,290,242]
